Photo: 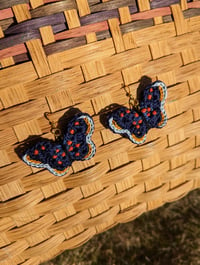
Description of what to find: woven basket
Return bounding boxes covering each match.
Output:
[0,0,200,264]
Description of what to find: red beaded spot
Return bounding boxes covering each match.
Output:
[148,95,152,100]
[62,152,66,157]
[70,129,75,134]
[41,146,45,150]
[147,113,151,117]
[75,152,80,157]
[53,155,57,159]
[136,125,140,129]
[68,146,73,152]
[34,150,39,155]
[141,109,146,113]
[74,121,79,126]
[56,149,60,153]
[153,110,157,115]
[75,143,80,148]
[134,113,139,117]
[120,113,124,117]
[58,161,62,165]
[126,110,130,114]
[132,121,136,125]
[150,88,153,92]
[147,107,151,112]
[138,120,143,124]
[67,140,72,145]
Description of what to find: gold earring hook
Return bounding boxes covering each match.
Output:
[123,85,139,109]
[44,112,61,139]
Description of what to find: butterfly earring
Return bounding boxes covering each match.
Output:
[107,80,167,144]
[22,112,96,176]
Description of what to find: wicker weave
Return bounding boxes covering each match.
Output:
[0,0,200,264]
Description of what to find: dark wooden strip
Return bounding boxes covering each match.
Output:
[44,36,86,56]
[30,0,76,18]
[0,0,29,9]
[5,13,65,35]
[89,0,137,12]
[14,53,29,64]
[80,9,119,26]
[120,18,154,35]
[0,32,40,50]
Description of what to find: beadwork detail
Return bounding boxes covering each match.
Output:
[23,113,96,176]
[107,81,167,144]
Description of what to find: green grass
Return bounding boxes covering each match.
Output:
[43,189,200,265]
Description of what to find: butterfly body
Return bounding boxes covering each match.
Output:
[108,81,167,144]
[23,113,95,176]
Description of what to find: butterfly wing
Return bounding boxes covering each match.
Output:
[139,80,167,129]
[23,140,72,176]
[107,106,149,144]
[63,113,96,161]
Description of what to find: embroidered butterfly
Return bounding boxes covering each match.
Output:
[23,113,96,176]
[107,81,167,144]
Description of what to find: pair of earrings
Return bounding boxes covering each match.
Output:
[22,80,167,176]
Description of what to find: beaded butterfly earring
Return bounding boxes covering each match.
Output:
[107,80,167,144]
[22,112,96,176]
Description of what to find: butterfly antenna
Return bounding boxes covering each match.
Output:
[44,112,61,139]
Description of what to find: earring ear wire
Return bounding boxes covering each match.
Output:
[123,85,139,109]
[44,112,61,139]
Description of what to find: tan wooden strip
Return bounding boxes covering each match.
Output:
[0,180,25,201]
[153,16,163,25]
[48,53,64,73]
[0,84,28,108]
[86,32,97,43]
[30,0,44,9]
[181,0,188,10]
[59,38,115,69]
[0,62,37,90]
[12,4,31,23]
[170,4,189,35]
[26,39,51,78]
[0,128,18,149]
[25,66,84,98]
[0,26,4,38]
[118,6,131,24]
[81,60,106,82]
[71,72,122,104]
[149,40,171,59]
[64,9,81,29]
[123,31,137,50]
[91,92,113,114]
[134,22,176,46]
[75,0,90,16]
[122,64,142,85]
[0,98,50,130]
[46,89,73,112]
[181,47,198,65]
[108,18,125,53]
[39,26,55,45]
[137,0,150,11]
[13,119,42,142]
[0,57,14,68]
[0,149,11,167]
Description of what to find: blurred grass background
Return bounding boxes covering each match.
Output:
[43,189,200,265]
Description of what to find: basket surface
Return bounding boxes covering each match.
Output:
[0,0,200,264]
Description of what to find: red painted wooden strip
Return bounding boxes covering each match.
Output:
[188,2,200,8]
[0,8,13,20]
[131,7,171,21]
[0,44,27,60]
[55,21,108,41]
